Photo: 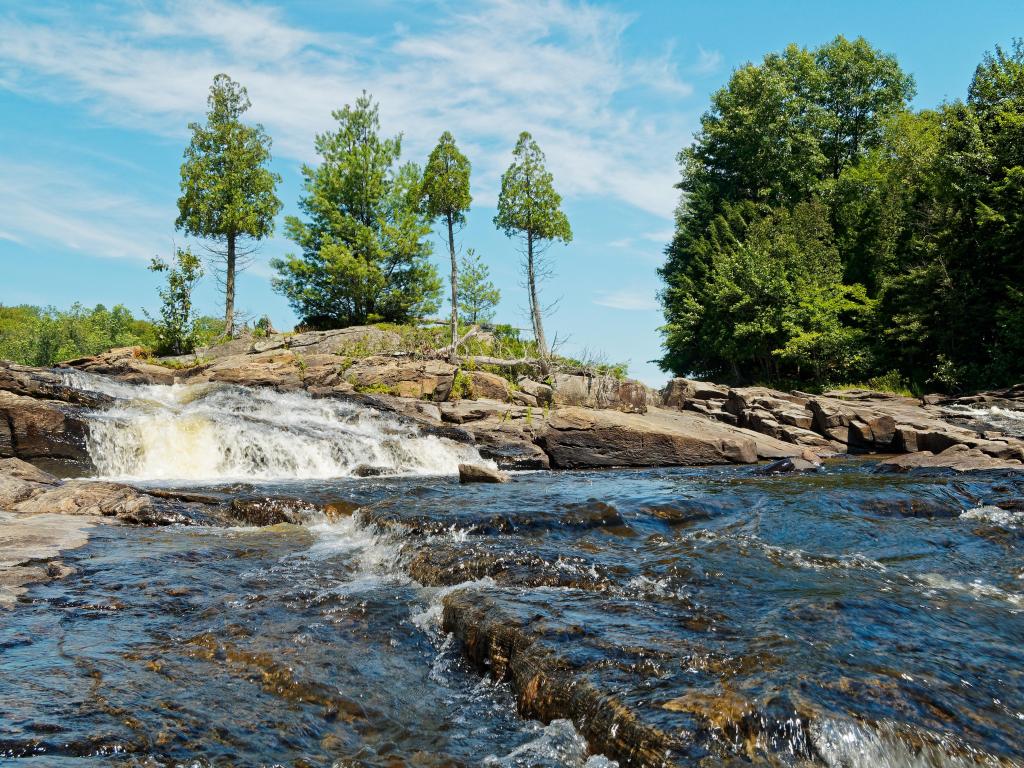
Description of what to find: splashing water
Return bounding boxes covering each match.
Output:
[63,371,490,481]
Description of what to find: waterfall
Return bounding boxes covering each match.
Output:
[62,371,490,482]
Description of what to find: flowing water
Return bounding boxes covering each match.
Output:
[2,377,1024,766]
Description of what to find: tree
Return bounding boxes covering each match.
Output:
[421,131,472,353]
[272,93,441,329]
[457,248,501,325]
[660,36,914,386]
[815,35,916,179]
[146,248,204,356]
[177,74,282,337]
[494,131,571,361]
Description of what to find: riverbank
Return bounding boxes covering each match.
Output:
[17,324,1023,474]
[3,344,1024,765]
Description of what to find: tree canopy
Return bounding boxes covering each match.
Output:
[422,130,472,350]
[660,36,1024,392]
[272,93,441,329]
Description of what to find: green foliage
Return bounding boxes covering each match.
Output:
[272,93,441,329]
[494,131,571,358]
[177,74,281,243]
[177,74,281,333]
[421,131,472,226]
[353,382,397,396]
[146,248,205,356]
[0,303,157,366]
[457,248,501,324]
[450,369,474,400]
[421,130,473,350]
[494,132,572,244]
[659,35,1024,392]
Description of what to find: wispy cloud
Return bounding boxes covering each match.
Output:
[0,0,694,218]
[693,45,723,75]
[594,288,659,311]
[0,160,173,260]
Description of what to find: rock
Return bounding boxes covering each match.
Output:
[0,360,113,407]
[551,373,658,414]
[464,370,512,402]
[472,427,551,471]
[0,390,94,471]
[0,457,60,508]
[62,346,180,385]
[661,378,728,407]
[228,497,317,526]
[440,400,517,424]
[538,406,761,468]
[345,357,456,400]
[758,456,821,474]
[878,444,1023,472]
[442,591,679,767]
[517,378,554,405]
[510,390,539,407]
[458,463,509,483]
[0,511,95,607]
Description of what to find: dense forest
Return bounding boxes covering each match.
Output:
[659,36,1024,393]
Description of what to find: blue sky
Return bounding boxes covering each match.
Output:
[1,1,1021,385]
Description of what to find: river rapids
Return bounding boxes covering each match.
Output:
[2,375,1023,766]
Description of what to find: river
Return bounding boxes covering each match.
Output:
[1,376,1022,766]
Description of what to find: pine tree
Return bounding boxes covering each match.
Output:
[177,74,281,337]
[422,131,472,353]
[494,132,571,361]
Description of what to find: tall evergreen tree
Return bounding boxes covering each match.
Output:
[177,74,281,337]
[421,131,472,353]
[494,132,571,361]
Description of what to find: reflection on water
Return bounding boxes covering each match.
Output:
[2,465,1023,766]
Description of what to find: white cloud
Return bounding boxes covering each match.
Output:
[0,160,174,260]
[0,0,694,218]
[693,45,723,75]
[593,288,659,311]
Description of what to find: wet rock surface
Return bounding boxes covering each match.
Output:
[2,461,1024,764]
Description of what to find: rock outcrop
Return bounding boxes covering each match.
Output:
[660,377,1024,471]
[0,361,98,473]
[9,330,1024,473]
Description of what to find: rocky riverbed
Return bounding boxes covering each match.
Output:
[2,334,1024,765]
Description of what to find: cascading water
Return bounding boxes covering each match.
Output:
[62,370,490,482]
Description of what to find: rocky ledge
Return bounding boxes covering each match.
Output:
[44,328,1024,474]
[0,455,341,607]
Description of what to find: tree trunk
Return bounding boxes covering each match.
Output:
[447,212,458,361]
[224,232,236,337]
[527,232,549,362]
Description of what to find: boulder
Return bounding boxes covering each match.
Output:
[758,456,821,474]
[62,346,180,385]
[464,370,512,402]
[878,444,1022,472]
[345,358,456,400]
[551,373,658,413]
[0,390,93,471]
[458,463,509,483]
[538,406,762,469]
[517,378,554,406]
[661,378,728,408]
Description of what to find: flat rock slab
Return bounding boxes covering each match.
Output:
[0,511,97,607]
[539,406,766,468]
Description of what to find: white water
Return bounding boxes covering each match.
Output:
[63,371,490,482]
[942,403,1024,437]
